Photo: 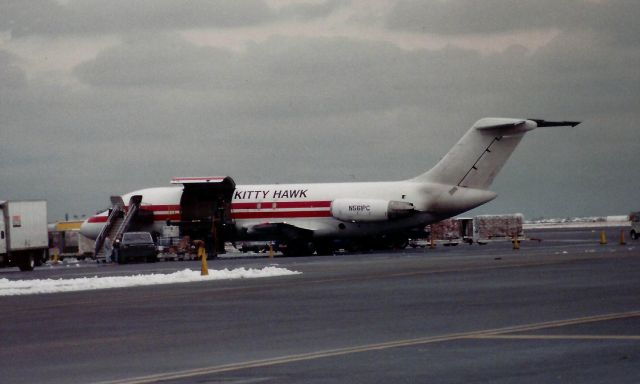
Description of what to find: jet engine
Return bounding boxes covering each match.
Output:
[330,199,415,222]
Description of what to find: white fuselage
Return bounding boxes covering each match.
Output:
[80,180,496,240]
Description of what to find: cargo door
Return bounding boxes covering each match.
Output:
[172,177,236,256]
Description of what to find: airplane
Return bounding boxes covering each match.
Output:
[80,117,579,256]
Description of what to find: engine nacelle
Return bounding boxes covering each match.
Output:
[330,199,415,222]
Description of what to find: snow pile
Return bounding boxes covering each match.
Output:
[525,215,631,229]
[0,267,301,296]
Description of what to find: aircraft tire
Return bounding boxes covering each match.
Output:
[282,241,314,257]
[392,237,409,249]
[314,241,334,256]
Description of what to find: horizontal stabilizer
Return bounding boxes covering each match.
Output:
[528,119,581,128]
[474,118,527,131]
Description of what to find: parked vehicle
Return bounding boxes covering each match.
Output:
[238,241,271,253]
[408,238,429,248]
[0,200,48,271]
[116,232,157,264]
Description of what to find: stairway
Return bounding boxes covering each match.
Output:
[94,195,142,261]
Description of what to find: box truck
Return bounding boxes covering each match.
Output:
[0,201,49,271]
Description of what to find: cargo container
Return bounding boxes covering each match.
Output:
[0,201,49,271]
[428,214,524,245]
[429,219,463,245]
[473,214,524,244]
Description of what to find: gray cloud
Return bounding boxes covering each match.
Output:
[387,0,579,34]
[0,50,27,89]
[73,33,236,89]
[277,0,343,21]
[0,0,345,37]
[387,0,640,45]
[1,0,274,37]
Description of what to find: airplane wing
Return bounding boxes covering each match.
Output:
[243,222,314,241]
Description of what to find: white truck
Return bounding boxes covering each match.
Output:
[0,201,49,271]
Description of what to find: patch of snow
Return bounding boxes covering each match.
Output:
[0,267,301,296]
[524,215,630,229]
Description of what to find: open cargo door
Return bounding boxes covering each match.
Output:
[171,177,236,256]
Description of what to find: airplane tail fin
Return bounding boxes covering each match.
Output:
[413,118,579,189]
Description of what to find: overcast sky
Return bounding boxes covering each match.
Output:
[1,0,638,222]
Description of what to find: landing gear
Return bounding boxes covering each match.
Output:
[314,241,335,256]
[281,240,314,257]
[369,235,409,251]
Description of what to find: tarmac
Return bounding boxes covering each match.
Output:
[1,226,639,383]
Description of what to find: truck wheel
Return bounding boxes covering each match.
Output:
[19,253,35,271]
[35,249,47,266]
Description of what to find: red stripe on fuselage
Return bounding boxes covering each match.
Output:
[88,216,108,223]
[140,204,181,211]
[152,214,182,221]
[231,210,331,219]
[231,201,331,210]
[87,201,332,223]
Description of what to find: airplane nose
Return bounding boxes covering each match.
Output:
[80,216,103,239]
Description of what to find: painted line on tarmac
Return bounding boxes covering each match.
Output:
[477,310,640,335]
[96,310,640,384]
[473,334,640,341]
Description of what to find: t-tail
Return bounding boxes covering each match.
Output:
[413,118,580,189]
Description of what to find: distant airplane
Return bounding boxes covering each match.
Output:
[81,118,579,256]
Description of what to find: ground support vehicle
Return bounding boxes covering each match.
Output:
[48,220,95,260]
[0,200,48,271]
[157,236,197,261]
